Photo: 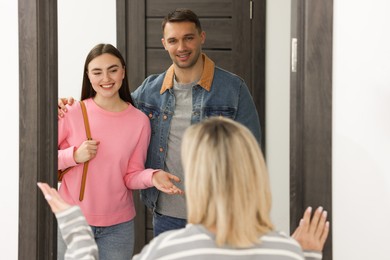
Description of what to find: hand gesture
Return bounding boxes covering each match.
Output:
[58,97,75,118]
[37,182,71,214]
[74,140,100,163]
[152,170,184,195]
[292,206,330,252]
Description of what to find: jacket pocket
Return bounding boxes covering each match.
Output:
[138,103,160,135]
[203,106,236,119]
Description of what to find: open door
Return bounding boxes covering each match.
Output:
[116,0,266,253]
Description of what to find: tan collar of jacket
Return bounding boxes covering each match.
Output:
[160,53,215,94]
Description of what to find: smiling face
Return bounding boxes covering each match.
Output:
[87,53,125,101]
[162,21,206,70]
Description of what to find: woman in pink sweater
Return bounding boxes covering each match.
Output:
[57,43,182,260]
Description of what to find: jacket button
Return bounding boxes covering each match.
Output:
[163,115,167,120]
[148,113,153,118]
[159,147,164,152]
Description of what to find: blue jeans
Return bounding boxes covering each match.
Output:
[153,211,187,237]
[58,219,134,260]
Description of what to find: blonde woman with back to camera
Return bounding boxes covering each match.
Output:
[38,117,329,259]
[134,117,329,259]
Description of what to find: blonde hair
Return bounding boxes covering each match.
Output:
[181,117,274,247]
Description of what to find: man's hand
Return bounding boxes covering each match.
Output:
[58,97,75,118]
[152,170,184,195]
[37,182,71,214]
[292,206,330,252]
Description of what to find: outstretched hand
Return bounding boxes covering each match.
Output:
[37,182,71,214]
[292,206,330,252]
[152,170,184,195]
[58,97,75,119]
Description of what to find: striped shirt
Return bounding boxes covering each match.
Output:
[133,224,322,260]
[56,206,98,260]
[58,206,322,260]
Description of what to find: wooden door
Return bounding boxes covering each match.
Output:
[290,0,333,259]
[116,0,266,253]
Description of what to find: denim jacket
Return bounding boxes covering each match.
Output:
[132,54,261,211]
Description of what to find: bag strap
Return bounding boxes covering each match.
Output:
[78,100,91,201]
[79,100,92,140]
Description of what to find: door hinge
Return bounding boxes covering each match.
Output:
[291,38,298,72]
[250,1,253,20]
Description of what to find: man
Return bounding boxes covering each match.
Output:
[59,8,261,237]
[133,8,261,236]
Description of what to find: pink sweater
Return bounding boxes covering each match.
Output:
[58,98,154,226]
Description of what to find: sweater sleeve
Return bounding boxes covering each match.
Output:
[58,146,77,170]
[132,234,161,260]
[123,115,155,189]
[56,206,98,260]
[58,106,78,170]
[304,250,323,260]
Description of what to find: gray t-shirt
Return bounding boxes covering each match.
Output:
[156,79,195,219]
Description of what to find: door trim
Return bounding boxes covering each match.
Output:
[18,0,58,259]
[290,0,333,259]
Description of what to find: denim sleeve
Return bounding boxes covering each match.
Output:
[132,75,156,108]
[236,81,262,145]
[131,85,142,108]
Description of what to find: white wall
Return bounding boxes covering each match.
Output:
[333,0,390,259]
[58,0,116,98]
[266,0,291,234]
[0,0,19,259]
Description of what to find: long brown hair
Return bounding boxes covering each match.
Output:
[81,43,134,106]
